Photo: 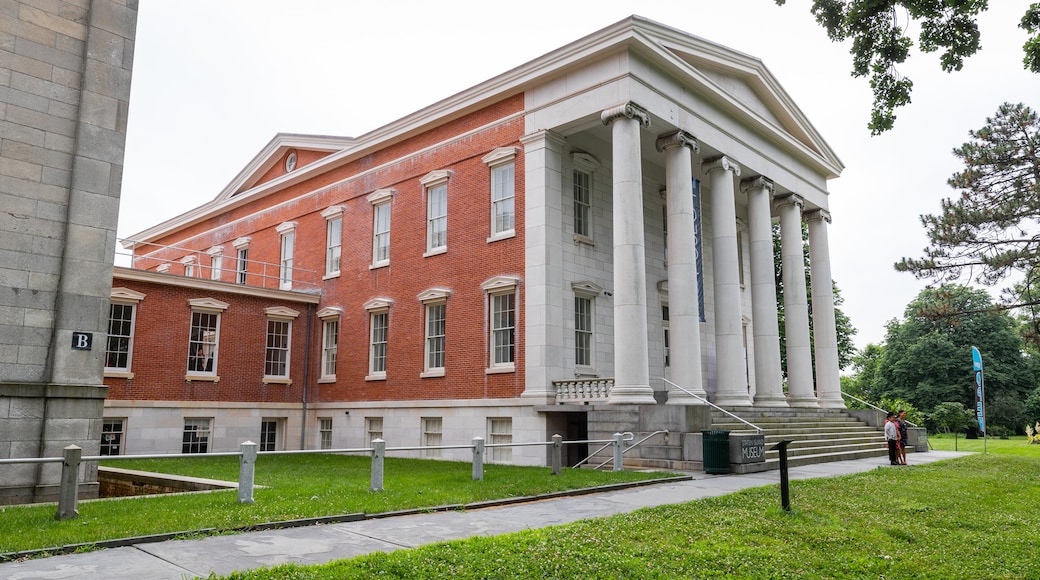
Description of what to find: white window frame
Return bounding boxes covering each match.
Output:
[571,281,602,372]
[421,170,452,256]
[207,245,224,281]
[364,298,392,380]
[571,152,599,244]
[366,416,383,443]
[276,221,297,290]
[662,301,671,369]
[260,418,281,452]
[233,237,251,285]
[418,288,451,378]
[483,148,519,242]
[487,417,512,463]
[182,417,211,454]
[422,417,443,458]
[317,306,343,382]
[181,255,196,278]
[322,206,344,278]
[100,417,125,456]
[105,287,145,378]
[319,417,333,450]
[185,298,229,381]
[263,306,299,384]
[482,276,519,373]
[368,189,394,268]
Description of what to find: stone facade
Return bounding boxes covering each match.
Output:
[0,0,138,504]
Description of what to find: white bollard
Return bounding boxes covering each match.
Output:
[56,445,81,520]
[238,441,257,504]
[371,439,385,492]
[472,436,484,481]
[612,432,624,472]
[551,434,563,475]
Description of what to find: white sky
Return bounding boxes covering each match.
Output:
[119,0,1040,351]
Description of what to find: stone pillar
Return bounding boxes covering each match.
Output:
[602,103,655,405]
[703,157,752,407]
[741,177,787,407]
[656,130,706,404]
[806,210,845,408]
[520,130,566,401]
[775,194,818,407]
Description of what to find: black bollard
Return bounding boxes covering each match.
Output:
[770,440,794,511]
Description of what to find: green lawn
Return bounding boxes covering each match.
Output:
[928,433,1040,456]
[0,454,673,555]
[218,453,1040,579]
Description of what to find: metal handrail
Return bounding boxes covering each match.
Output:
[658,377,762,433]
[841,391,919,427]
[591,430,668,471]
[573,432,634,469]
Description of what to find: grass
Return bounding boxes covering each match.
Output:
[0,454,672,555]
[928,433,1040,456]
[217,453,1040,579]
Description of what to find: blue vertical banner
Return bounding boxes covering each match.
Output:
[971,346,986,437]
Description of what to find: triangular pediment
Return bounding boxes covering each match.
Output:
[216,133,356,202]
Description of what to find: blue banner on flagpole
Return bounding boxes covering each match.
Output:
[972,346,986,436]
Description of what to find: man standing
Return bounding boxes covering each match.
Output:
[896,410,909,465]
[885,412,900,466]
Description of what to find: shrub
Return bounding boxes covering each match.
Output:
[1026,422,1040,444]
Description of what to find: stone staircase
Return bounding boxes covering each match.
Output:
[709,407,892,472]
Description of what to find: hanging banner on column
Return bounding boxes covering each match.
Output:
[971,346,986,436]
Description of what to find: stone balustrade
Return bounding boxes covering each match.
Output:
[552,378,614,403]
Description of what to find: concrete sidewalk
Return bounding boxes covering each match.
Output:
[0,451,966,580]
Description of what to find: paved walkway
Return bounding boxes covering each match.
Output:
[0,451,965,579]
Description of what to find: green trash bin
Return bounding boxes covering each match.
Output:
[702,430,731,474]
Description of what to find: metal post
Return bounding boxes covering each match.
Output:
[56,445,81,520]
[371,439,385,492]
[771,440,793,511]
[472,436,484,481]
[612,432,623,472]
[238,441,257,504]
[551,434,563,475]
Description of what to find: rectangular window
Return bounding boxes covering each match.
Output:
[265,319,291,378]
[326,216,342,276]
[321,319,338,379]
[260,419,278,452]
[573,169,591,238]
[182,418,211,454]
[280,231,295,289]
[422,417,443,458]
[187,311,219,375]
[490,162,515,236]
[427,183,447,252]
[425,303,446,372]
[319,417,333,450]
[662,304,670,368]
[210,254,222,281]
[575,295,593,367]
[366,416,383,443]
[105,303,135,371]
[236,248,248,284]
[369,311,388,375]
[183,259,195,278]
[491,292,515,367]
[488,417,512,463]
[372,203,390,265]
[100,418,124,456]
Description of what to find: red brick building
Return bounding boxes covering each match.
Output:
[103,16,845,465]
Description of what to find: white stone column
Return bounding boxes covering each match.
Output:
[775,194,818,407]
[656,130,706,404]
[520,130,566,401]
[602,103,656,405]
[741,177,787,407]
[806,209,845,408]
[703,156,752,407]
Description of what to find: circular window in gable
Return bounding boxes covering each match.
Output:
[285,151,298,172]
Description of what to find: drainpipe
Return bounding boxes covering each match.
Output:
[300,303,314,449]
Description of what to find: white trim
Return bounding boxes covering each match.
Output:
[320,205,345,219]
[113,267,320,304]
[367,188,395,205]
[571,151,600,170]
[419,169,453,185]
[363,297,394,311]
[110,287,146,303]
[188,297,230,312]
[275,221,298,234]
[417,288,451,303]
[482,147,520,167]
[317,306,344,319]
[232,236,252,249]
[571,280,604,296]
[206,245,224,256]
[481,275,520,293]
[264,306,300,319]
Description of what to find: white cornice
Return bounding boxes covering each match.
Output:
[264,306,301,319]
[112,267,321,304]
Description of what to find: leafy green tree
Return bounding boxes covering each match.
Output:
[772,223,857,379]
[929,401,975,449]
[896,103,1040,342]
[875,285,1032,416]
[845,342,885,401]
[774,2,1040,134]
